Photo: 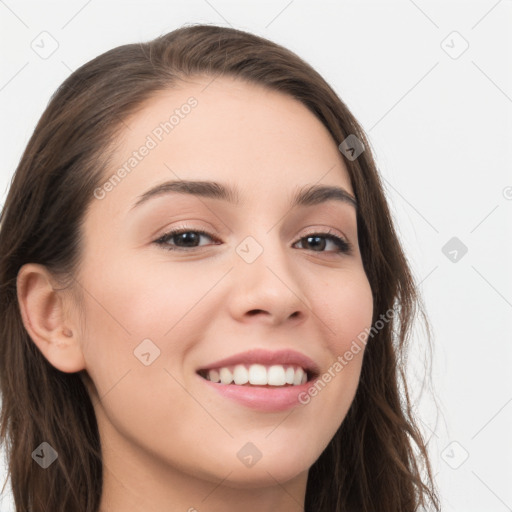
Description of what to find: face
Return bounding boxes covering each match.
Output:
[74,76,373,490]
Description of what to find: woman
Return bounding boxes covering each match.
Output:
[0,23,440,512]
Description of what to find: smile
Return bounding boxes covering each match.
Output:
[195,348,320,411]
[198,363,309,387]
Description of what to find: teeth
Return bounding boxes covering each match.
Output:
[267,365,286,386]
[233,364,249,385]
[248,364,267,385]
[219,367,233,385]
[209,368,220,383]
[205,364,308,387]
[293,367,304,386]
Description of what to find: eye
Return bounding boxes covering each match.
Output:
[154,226,352,255]
[154,226,219,251]
[293,229,352,255]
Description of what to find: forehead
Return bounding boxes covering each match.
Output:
[99,76,353,214]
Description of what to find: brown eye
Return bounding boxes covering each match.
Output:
[155,228,218,251]
[294,232,352,254]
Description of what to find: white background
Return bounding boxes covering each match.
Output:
[1,1,511,510]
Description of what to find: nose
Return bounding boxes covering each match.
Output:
[226,236,310,327]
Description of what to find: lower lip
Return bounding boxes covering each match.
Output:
[198,374,317,412]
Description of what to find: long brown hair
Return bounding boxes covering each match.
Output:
[0,23,440,511]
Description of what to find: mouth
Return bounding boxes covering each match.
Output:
[195,349,320,412]
[197,363,316,387]
[195,348,320,388]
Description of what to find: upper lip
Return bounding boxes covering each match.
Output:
[197,348,321,377]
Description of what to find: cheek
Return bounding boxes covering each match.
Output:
[76,253,224,406]
[86,250,224,337]
[307,270,373,413]
[320,270,374,353]
[76,266,203,456]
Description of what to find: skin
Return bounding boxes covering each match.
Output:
[17,76,373,511]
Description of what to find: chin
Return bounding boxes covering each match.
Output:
[205,445,318,489]
[214,462,310,490]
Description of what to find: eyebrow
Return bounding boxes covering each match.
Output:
[130,180,358,211]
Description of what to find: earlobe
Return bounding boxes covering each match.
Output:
[16,263,86,373]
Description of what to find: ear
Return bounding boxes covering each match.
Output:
[16,263,86,373]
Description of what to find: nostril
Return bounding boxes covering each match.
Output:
[248,309,265,316]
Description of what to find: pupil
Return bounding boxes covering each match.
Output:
[177,232,198,247]
[305,236,325,251]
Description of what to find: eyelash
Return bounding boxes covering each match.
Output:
[154,226,353,255]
